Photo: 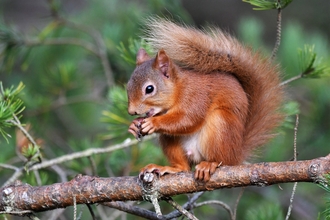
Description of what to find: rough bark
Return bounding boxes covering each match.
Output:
[1,154,329,213]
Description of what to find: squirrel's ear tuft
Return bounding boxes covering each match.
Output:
[154,49,170,78]
[136,48,151,65]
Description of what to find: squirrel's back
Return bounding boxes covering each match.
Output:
[144,18,283,152]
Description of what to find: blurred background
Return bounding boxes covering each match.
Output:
[0,0,329,219]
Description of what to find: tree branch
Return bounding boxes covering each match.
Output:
[1,155,329,214]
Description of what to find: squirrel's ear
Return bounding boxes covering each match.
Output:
[153,49,170,78]
[136,48,151,65]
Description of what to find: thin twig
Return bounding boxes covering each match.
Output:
[24,38,99,55]
[285,114,299,220]
[194,200,234,219]
[26,95,103,117]
[106,191,205,220]
[1,135,155,187]
[293,114,299,161]
[33,170,42,186]
[76,207,84,220]
[103,201,162,220]
[280,66,316,86]
[29,214,41,220]
[9,115,42,163]
[165,197,199,220]
[29,135,155,171]
[1,167,24,187]
[44,0,114,87]
[73,195,77,220]
[160,193,205,218]
[183,192,204,217]
[10,115,37,146]
[0,210,40,220]
[50,165,68,182]
[280,74,303,86]
[0,163,19,171]
[59,19,115,87]
[86,204,96,220]
[25,22,114,87]
[87,156,97,176]
[233,187,246,220]
[0,210,33,215]
[286,182,298,220]
[270,6,282,60]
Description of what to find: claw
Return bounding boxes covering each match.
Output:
[139,168,161,183]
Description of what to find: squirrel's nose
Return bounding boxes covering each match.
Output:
[128,111,138,116]
[128,107,138,116]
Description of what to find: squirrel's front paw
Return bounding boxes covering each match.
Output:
[139,164,188,182]
[139,164,164,182]
[141,117,156,135]
[194,161,221,181]
[128,117,145,140]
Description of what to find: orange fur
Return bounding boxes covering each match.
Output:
[127,18,283,181]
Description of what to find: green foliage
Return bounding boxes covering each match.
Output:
[319,174,330,220]
[1,81,25,100]
[0,23,21,46]
[21,144,40,160]
[279,22,330,77]
[41,62,83,96]
[117,38,153,66]
[0,82,25,142]
[298,45,330,78]
[22,170,49,186]
[0,24,25,72]
[243,0,293,10]
[246,202,284,220]
[101,86,133,141]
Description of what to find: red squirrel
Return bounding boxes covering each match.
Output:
[127,18,283,181]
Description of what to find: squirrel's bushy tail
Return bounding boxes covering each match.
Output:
[144,17,283,152]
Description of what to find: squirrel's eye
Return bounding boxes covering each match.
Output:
[145,85,154,94]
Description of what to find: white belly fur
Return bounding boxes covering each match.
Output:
[181,131,204,163]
